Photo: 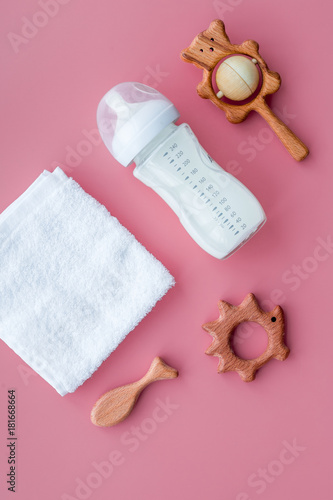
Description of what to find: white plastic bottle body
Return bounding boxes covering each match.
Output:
[133,123,266,259]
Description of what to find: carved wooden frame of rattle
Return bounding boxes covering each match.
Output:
[202,293,290,382]
[181,20,309,162]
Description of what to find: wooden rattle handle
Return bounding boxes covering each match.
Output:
[255,101,309,161]
[90,357,178,427]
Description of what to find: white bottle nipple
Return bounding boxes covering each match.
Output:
[97,82,180,167]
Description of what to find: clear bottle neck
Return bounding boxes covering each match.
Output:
[133,122,178,167]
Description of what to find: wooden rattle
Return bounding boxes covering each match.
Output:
[91,357,178,427]
[202,293,290,382]
[181,20,309,162]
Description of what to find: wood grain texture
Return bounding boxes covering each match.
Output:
[181,19,309,161]
[91,357,178,427]
[202,293,290,382]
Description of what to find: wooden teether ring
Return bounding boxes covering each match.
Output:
[202,293,290,382]
[181,20,309,161]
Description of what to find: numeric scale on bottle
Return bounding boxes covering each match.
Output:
[159,135,247,238]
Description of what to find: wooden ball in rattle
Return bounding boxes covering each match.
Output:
[216,55,259,101]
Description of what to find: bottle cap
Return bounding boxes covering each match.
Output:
[97,82,180,166]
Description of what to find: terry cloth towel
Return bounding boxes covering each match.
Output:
[0,167,174,396]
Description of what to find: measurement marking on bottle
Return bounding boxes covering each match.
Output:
[164,150,250,240]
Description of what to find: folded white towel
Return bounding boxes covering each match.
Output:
[0,168,174,395]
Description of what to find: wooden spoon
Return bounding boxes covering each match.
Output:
[91,357,178,427]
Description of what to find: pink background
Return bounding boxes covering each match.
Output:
[0,0,332,499]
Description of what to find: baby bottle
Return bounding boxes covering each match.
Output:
[97,82,266,259]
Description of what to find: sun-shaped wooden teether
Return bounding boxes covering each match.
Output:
[202,293,290,382]
[181,19,309,161]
